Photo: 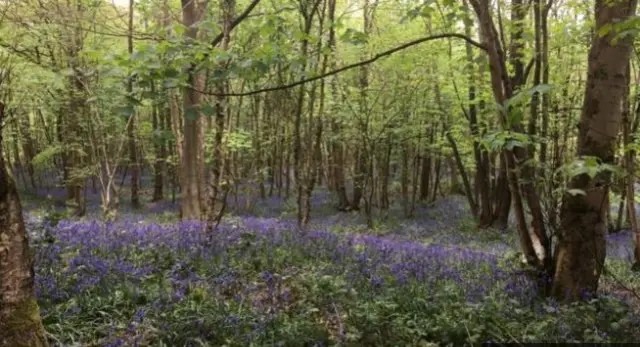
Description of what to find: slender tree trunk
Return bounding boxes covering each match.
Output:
[539,0,552,170]
[18,114,37,190]
[410,146,420,216]
[616,189,626,232]
[285,130,291,198]
[151,86,165,202]
[207,0,234,231]
[127,0,140,209]
[351,0,376,211]
[448,157,461,194]
[470,0,549,267]
[256,95,266,199]
[380,134,391,208]
[64,3,88,217]
[301,0,328,226]
[419,151,431,201]
[464,0,492,225]
[447,132,477,217]
[11,121,28,190]
[168,93,180,204]
[327,0,349,211]
[529,0,542,153]
[293,0,320,226]
[401,142,409,217]
[624,67,640,269]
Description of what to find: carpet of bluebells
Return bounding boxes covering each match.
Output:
[18,178,640,346]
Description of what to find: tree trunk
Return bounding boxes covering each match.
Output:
[18,114,37,190]
[463,0,492,225]
[207,0,234,232]
[380,134,391,209]
[470,0,548,267]
[301,0,328,226]
[151,87,165,202]
[256,95,266,199]
[552,0,637,301]
[180,0,207,220]
[351,0,376,211]
[448,157,462,195]
[127,0,140,209]
[539,0,552,170]
[293,0,320,226]
[401,143,409,217]
[419,151,431,201]
[447,132,477,217]
[64,5,88,217]
[327,0,349,211]
[492,161,511,229]
[0,102,49,347]
[168,93,180,204]
[623,66,640,269]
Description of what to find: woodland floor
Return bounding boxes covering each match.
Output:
[19,180,640,346]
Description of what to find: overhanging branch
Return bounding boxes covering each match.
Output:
[210,0,262,47]
[191,33,487,97]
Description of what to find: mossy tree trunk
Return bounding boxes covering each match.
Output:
[0,102,49,347]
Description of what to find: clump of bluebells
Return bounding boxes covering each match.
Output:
[32,217,640,346]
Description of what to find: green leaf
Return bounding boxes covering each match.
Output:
[597,23,613,37]
[293,29,308,41]
[31,145,64,170]
[173,23,186,36]
[526,84,553,96]
[504,138,525,150]
[420,6,435,18]
[508,108,524,127]
[201,104,215,117]
[340,28,369,45]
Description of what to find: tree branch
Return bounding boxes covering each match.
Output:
[192,33,487,97]
[210,0,262,47]
[186,0,261,79]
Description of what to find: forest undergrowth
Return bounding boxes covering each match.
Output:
[20,182,640,346]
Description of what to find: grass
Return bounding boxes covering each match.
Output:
[19,185,640,346]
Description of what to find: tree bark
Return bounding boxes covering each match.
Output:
[0,102,49,347]
[207,0,234,232]
[180,0,207,220]
[293,0,321,226]
[447,132,477,217]
[151,85,165,202]
[351,0,376,211]
[127,0,140,209]
[470,0,548,267]
[463,0,492,225]
[623,65,640,269]
[327,0,349,210]
[552,0,637,301]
